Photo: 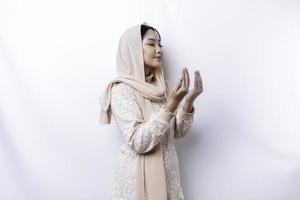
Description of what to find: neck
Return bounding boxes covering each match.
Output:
[144,66,152,76]
[144,66,156,83]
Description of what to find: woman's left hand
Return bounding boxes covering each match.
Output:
[185,70,203,103]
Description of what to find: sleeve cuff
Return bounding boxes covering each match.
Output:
[156,105,176,123]
[182,106,195,114]
[177,106,195,119]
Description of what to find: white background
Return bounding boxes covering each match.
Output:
[1,0,300,199]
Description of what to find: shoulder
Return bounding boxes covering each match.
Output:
[111,82,137,105]
[111,82,136,95]
[110,83,142,117]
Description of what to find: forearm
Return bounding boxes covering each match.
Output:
[164,98,179,113]
[174,102,195,139]
[165,98,195,113]
[183,99,194,113]
[132,107,174,153]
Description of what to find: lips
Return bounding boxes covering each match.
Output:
[154,57,161,61]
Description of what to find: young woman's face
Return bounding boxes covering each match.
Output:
[142,29,163,68]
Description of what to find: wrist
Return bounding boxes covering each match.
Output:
[183,101,194,113]
[184,98,195,105]
[164,104,176,113]
[164,98,178,113]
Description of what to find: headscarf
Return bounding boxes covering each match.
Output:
[98,23,172,199]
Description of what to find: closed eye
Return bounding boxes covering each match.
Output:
[147,44,163,47]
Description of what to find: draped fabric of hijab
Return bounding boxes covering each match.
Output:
[98,24,172,200]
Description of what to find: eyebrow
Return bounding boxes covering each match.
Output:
[147,38,161,42]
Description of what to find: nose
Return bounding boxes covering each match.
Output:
[156,45,162,54]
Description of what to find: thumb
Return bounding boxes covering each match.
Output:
[174,77,182,91]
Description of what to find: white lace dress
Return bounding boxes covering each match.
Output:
[110,82,195,200]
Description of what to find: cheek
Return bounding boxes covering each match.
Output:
[143,49,153,60]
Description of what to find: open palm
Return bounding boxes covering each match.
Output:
[185,70,203,103]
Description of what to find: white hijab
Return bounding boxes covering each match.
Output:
[98,23,171,199]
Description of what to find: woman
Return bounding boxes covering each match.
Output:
[98,23,203,200]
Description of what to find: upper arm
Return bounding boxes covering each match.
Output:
[110,83,174,153]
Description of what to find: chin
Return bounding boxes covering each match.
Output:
[152,62,162,68]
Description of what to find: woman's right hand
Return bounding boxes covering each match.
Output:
[164,68,190,113]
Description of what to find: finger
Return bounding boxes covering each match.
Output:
[194,71,198,88]
[181,68,186,89]
[185,68,190,88]
[197,71,203,89]
[197,70,202,80]
[175,77,183,91]
[180,68,184,82]
[197,71,202,84]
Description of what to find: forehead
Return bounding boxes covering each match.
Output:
[143,29,160,41]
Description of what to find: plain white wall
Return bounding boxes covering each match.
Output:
[0,0,299,199]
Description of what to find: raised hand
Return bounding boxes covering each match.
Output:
[181,69,203,113]
[185,70,203,104]
[164,67,190,112]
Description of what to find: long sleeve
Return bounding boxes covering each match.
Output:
[110,83,175,154]
[174,101,195,139]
